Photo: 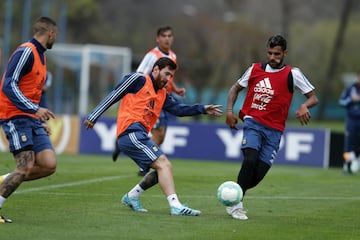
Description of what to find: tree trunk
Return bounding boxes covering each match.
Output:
[316,0,353,120]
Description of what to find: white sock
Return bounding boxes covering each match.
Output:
[0,196,6,208]
[0,173,10,182]
[127,184,144,198]
[233,201,243,209]
[167,193,182,208]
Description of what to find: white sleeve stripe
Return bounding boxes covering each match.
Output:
[11,47,38,110]
[87,73,142,122]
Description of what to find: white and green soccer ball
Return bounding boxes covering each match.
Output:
[217,181,243,206]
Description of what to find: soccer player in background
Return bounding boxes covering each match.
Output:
[0,16,58,223]
[225,35,318,220]
[112,26,186,176]
[338,71,360,174]
[84,57,222,216]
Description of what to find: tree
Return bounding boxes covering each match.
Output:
[316,0,353,119]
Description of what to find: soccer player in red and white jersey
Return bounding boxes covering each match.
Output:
[112,26,186,176]
[225,35,318,220]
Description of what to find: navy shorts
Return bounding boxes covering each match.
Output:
[1,117,53,154]
[117,131,163,172]
[241,118,282,166]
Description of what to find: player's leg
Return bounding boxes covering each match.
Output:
[150,154,201,216]
[119,131,158,212]
[227,148,258,220]
[237,148,259,192]
[23,149,56,180]
[0,174,10,184]
[229,122,281,220]
[343,119,357,174]
[0,119,34,222]
[119,131,200,215]
[145,111,168,176]
[139,170,158,190]
[248,127,280,188]
[0,149,35,223]
[22,123,56,181]
[250,159,271,189]
[227,118,261,220]
[112,139,121,162]
[151,126,166,146]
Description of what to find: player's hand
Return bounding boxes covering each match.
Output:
[36,107,55,122]
[83,119,95,129]
[204,105,223,116]
[295,104,311,125]
[42,123,52,135]
[177,88,186,97]
[225,111,238,130]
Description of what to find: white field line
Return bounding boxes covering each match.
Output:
[14,176,360,201]
[15,175,129,194]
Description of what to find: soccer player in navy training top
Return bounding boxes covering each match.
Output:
[84,57,222,216]
[0,16,58,223]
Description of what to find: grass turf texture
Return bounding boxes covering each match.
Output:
[0,153,359,240]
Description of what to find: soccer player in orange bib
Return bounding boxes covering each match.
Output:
[0,16,58,223]
[84,57,222,216]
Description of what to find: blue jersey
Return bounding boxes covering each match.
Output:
[339,83,360,118]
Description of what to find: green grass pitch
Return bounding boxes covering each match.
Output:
[0,152,359,240]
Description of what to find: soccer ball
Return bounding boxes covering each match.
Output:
[217,181,243,206]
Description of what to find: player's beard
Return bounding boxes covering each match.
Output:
[46,40,54,49]
[268,59,284,69]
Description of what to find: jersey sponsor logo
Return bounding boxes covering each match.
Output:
[252,78,274,111]
[254,78,274,95]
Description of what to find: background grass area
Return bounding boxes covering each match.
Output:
[0,153,359,240]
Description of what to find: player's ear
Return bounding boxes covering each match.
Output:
[283,49,288,57]
[152,65,159,75]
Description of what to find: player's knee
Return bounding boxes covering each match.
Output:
[152,155,172,172]
[45,161,57,176]
[46,164,56,176]
[38,158,57,177]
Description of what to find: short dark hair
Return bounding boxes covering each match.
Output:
[153,57,177,71]
[157,26,173,36]
[33,16,57,35]
[267,35,287,50]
